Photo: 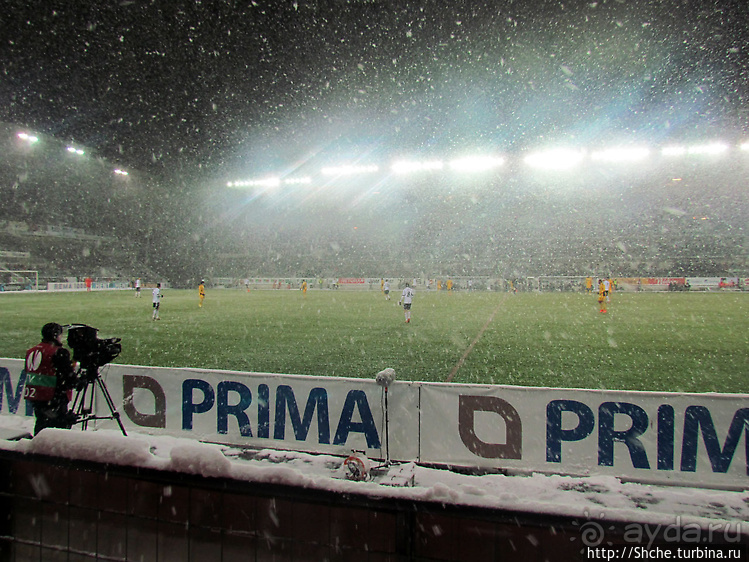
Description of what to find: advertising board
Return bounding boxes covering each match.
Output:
[1,359,746,489]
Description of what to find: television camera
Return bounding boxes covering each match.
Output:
[66,324,127,436]
[67,324,121,376]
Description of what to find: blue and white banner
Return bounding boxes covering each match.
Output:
[0,358,746,489]
[419,383,748,488]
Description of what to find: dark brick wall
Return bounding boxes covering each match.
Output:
[1,450,742,561]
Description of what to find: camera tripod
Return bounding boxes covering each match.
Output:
[69,366,127,437]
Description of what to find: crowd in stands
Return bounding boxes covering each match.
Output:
[1,121,746,285]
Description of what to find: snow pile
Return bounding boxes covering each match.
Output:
[2,420,747,535]
[23,428,152,466]
[167,442,233,478]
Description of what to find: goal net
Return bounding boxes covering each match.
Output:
[0,269,39,291]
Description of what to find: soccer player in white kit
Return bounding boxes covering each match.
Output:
[152,283,162,320]
[398,283,414,323]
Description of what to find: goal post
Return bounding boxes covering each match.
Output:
[0,269,39,291]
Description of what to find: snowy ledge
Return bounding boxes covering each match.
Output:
[0,419,747,536]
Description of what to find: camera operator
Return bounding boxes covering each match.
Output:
[23,323,80,435]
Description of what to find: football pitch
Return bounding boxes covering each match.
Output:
[1,289,747,394]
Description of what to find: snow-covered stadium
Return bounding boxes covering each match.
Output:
[0,1,747,560]
[1,121,747,289]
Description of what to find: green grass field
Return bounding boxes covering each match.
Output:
[1,289,747,394]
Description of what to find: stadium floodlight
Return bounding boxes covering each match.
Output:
[321,164,379,176]
[687,142,729,155]
[283,176,312,185]
[448,155,505,172]
[256,177,281,188]
[113,169,129,176]
[227,177,281,188]
[663,143,728,157]
[67,146,85,156]
[17,132,39,143]
[391,160,444,174]
[590,147,650,163]
[523,148,586,170]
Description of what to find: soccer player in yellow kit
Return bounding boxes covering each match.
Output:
[198,280,205,308]
[598,279,607,313]
[301,279,308,295]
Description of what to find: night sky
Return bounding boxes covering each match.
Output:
[1,0,747,181]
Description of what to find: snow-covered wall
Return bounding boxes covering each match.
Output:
[1,358,747,489]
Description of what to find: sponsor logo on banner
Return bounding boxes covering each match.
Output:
[0,359,746,488]
[0,366,33,416]
[120,370,384,453]
[453,393,748,473]
[420,386,748,487]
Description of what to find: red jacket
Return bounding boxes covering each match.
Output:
[24,341,75,402]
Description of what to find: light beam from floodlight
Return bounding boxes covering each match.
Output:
[523,148,586,170]
[321,164,379,176]
[590,147,650,163]
[391,160,444,174]
[449,155,505,172]
[741,142,749,152]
